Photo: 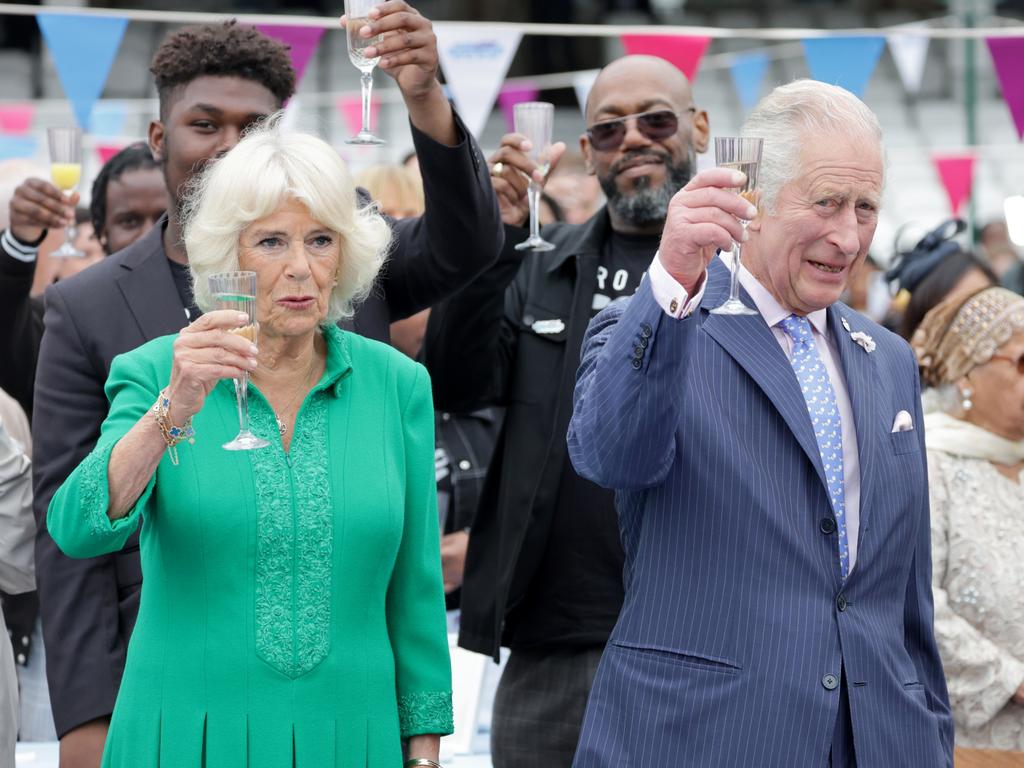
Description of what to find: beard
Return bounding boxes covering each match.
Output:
[598,147,696,228]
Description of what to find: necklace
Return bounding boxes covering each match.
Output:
[264,357,322,439]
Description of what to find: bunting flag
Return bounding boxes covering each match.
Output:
[932,153,975,215]
[729,52,769,113]
[89,101,128,137]
[572,70,599,116]
[498,84,540,132]
[986,37,1024,140]
[0,104,34,135]
[96,143,125,165]
[620,34,711,82]
[800,36,885,98]
[37,13,129,129]
[435,22,523,137]
[336,95,380,137]
[255,24,325,87]
[887,24,930,95]
[0,135,39,161]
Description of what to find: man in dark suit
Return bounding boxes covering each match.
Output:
[32,12,501,768]
[568,80,952,766]
[424,55,709,767]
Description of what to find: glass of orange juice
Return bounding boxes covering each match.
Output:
[47,127,85,258]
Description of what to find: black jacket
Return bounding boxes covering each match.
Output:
[32,115,502,737]
[0,248,43,418]
[424,209,613,659]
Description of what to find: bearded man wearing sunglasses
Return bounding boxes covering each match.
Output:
[422,55,709,768]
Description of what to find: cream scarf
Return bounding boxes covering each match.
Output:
[924,411,1024,466]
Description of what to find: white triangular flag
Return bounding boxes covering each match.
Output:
[888,23,931,95]
[435,22,522,138]
[573,70,599,117]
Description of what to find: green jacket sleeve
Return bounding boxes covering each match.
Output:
[387,364,454,738]
[46,346,161,559]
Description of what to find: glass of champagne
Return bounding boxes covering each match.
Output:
[345,0,385,145]
[513,102,556,252]
[47,127,85,258]
[710,136,764,316]
[208,271,270,451]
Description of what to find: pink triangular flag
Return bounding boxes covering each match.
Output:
[498,84,540,133]
[255,25,325,87]
[620,34,712,81]
[96,142,125,164]
[932,153,975,215]
[335,95,380,136]
[0,103,33,135]
[986,37,1024,140]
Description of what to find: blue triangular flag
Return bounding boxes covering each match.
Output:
[729,53,769,113]
[801,36,885,98]
[0,135,39,161]
[37,14,129,129]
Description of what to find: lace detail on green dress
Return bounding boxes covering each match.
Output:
[397,691,454,737]
[250,392,333,679]
[78,442,117,538]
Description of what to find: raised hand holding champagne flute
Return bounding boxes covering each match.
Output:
[344,0,386,145]
[47,126,85,258]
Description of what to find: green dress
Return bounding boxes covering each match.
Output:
[48,324,453,768]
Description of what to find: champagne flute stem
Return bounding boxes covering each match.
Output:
[360,70,374,134]
[527,181,542,241]
[234,375,251,435]
[729,239,744,301]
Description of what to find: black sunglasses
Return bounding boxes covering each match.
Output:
[585,108,695,151]
[990,353,1024,376]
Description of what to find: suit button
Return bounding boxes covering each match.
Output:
[638,336,649,349]
[820,518,836,534]
[837,595,848,612]
[822,674,839,691]
[640,324,653,338]
[631,359,642,370]
[633,346,645,359]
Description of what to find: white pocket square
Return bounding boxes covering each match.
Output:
[891,410,914,433]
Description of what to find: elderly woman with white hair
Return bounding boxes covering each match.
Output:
[46,122,453,768]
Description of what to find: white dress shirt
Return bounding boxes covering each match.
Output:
[648,253,861,568]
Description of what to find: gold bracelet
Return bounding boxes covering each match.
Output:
[151,388,195,466]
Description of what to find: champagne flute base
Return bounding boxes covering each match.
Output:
[51,241,86,259]
[222,431,271,451]
[515,236,556,252]
[345,132,386,146]
[710,298,758,316]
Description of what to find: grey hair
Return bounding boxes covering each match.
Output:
[183,115,391,322]
[741,79,884,214]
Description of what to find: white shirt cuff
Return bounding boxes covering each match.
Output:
[648,252,705,318]
[1,229,39,263]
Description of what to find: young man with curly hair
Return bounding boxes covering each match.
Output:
[29,10,501,767]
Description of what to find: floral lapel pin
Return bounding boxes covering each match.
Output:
[840,316,876,353]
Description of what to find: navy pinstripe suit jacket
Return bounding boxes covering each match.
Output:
[567,259,953,767]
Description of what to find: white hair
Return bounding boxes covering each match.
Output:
[183,116,391,322]
[742,79,885,214]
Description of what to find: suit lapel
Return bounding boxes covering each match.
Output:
[700,259,829,492]
[828,305,879,539]
[115,224,191,340]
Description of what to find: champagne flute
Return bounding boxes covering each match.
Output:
[513,102,556,252]
[47,127,85,258]
[710,136,764,316]
[345,0,385,146]
[208,271,270,451]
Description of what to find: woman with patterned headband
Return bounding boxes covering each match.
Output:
[913,286,1024,750]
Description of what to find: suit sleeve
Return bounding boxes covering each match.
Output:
[567,277,698,491]
[47,348,159,560]
[0,416,34,595]
[32,283,129,736]
[387,364,453,737]
[0,237,42,417]
[422,224,527,412]
[902,347,955,765]
[381,113,503,322]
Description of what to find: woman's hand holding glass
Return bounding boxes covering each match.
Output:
[165,311,260,427]
[656,167,756,296]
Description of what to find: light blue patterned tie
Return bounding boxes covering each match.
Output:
[778,315,850,580]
